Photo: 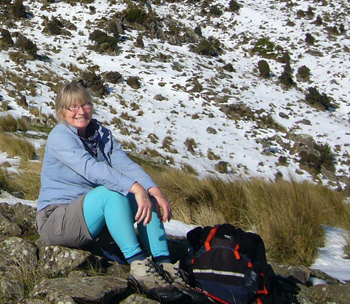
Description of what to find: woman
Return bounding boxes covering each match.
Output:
[36,82,201,303]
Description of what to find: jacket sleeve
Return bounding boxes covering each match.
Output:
[108,133,158,191]
[47,125,137,196]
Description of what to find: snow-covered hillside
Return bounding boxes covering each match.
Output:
[0,0,349,190]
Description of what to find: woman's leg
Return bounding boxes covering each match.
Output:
[127,193,170,260]
[83,186,142,260]
[83,186,170,261]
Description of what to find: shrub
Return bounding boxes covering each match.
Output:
[0,28,14,46]
[126,76,141,89]
[215,161,228,173]
[229,0,240,11]
[191,37,222,57]
[79,71,108,97]
[299,143,335,174]
[252,38,283,60]
[15,34,37,56]
[207,149,220,160]
[89,29,118,53]
[184,138,196,155]
[209,5,222,16]
[279,63,295,88]
[305,87,332,110]
[104,71,122,84]
[258,60,270,77]
[305,33,315,45]
[43,17,64,35]
[315,15,323,25]
[10,0,27,19]
[297,65,311,81]
[162,136,178,153]
[124,7,148,25]
[147,133,159,144]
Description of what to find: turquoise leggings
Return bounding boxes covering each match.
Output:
[83,186,170,259]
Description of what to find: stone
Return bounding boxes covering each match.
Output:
[31,276,128,303]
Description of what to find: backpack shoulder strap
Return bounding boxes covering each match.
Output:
[204,226,218,251]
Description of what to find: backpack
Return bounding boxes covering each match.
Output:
[183,224,300,304]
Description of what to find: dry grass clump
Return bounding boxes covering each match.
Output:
[0,134,36,161]
[14,160,42,200]
[0,115,28,132]
[0,167,18,194]
[146,167,350,266]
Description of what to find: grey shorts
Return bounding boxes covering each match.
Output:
[36,195,93,247]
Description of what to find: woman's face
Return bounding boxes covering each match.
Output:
[62,102,93,135]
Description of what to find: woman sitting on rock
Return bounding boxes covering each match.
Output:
[36,82,202,303]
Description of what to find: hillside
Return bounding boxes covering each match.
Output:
[0,0,350,191]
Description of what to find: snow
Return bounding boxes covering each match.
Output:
[0,0,350,284]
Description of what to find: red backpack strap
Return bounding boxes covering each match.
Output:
[204,226,218,251]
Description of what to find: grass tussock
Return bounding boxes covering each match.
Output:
[1,150,349,266]
[0,115,28,132]
[14,161,42,200]
[0,133,36,161]
[0,167,18,194]
[146,167,350,266]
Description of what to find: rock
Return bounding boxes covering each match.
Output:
[0,213,22,236]
[308,283,350,304]
[45,291,76,304]
[0,237,38,269]
[121,294,160,303]
[0,202,349,304]
[31,276,128,303]
[38,245,93,277]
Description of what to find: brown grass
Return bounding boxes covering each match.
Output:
[0,133,36,160]
[145,166,350,266]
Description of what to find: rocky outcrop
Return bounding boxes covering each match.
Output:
[0,201,349,303]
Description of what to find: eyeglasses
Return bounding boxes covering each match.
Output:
[64,103,92,113]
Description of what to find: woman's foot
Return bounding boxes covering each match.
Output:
[128,257,184,303]
[162,261,212,303]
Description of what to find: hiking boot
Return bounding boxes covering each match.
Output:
[128,257,184,303]
[162,261,212,304]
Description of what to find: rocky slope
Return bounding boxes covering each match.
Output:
[0,200,350,304]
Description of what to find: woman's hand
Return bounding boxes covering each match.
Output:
[148,186,172,223]
[129,183,153,226]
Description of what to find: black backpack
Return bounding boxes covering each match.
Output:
[184,224,300,304]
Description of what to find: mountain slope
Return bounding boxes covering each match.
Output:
[0,0,349,191]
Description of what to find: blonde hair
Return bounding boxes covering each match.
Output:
[55,82,93,122]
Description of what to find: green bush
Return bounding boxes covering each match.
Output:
[229,0,240,11]
[299,143,335,174]
[89,29,118,53]
[305,87,332,110]
[124,7,148,25]
[305,33,315,45]
[11,0,27,19]
[279,63,295,88]
[252,38,283,60]
[192,37,222,56]
[258,60,270,77]
[297,65,311,81]
[15,34,37,56]
[210,5,222,16]
[79,71,108,98]
[43,17,64,35]
[0,28,14,46]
